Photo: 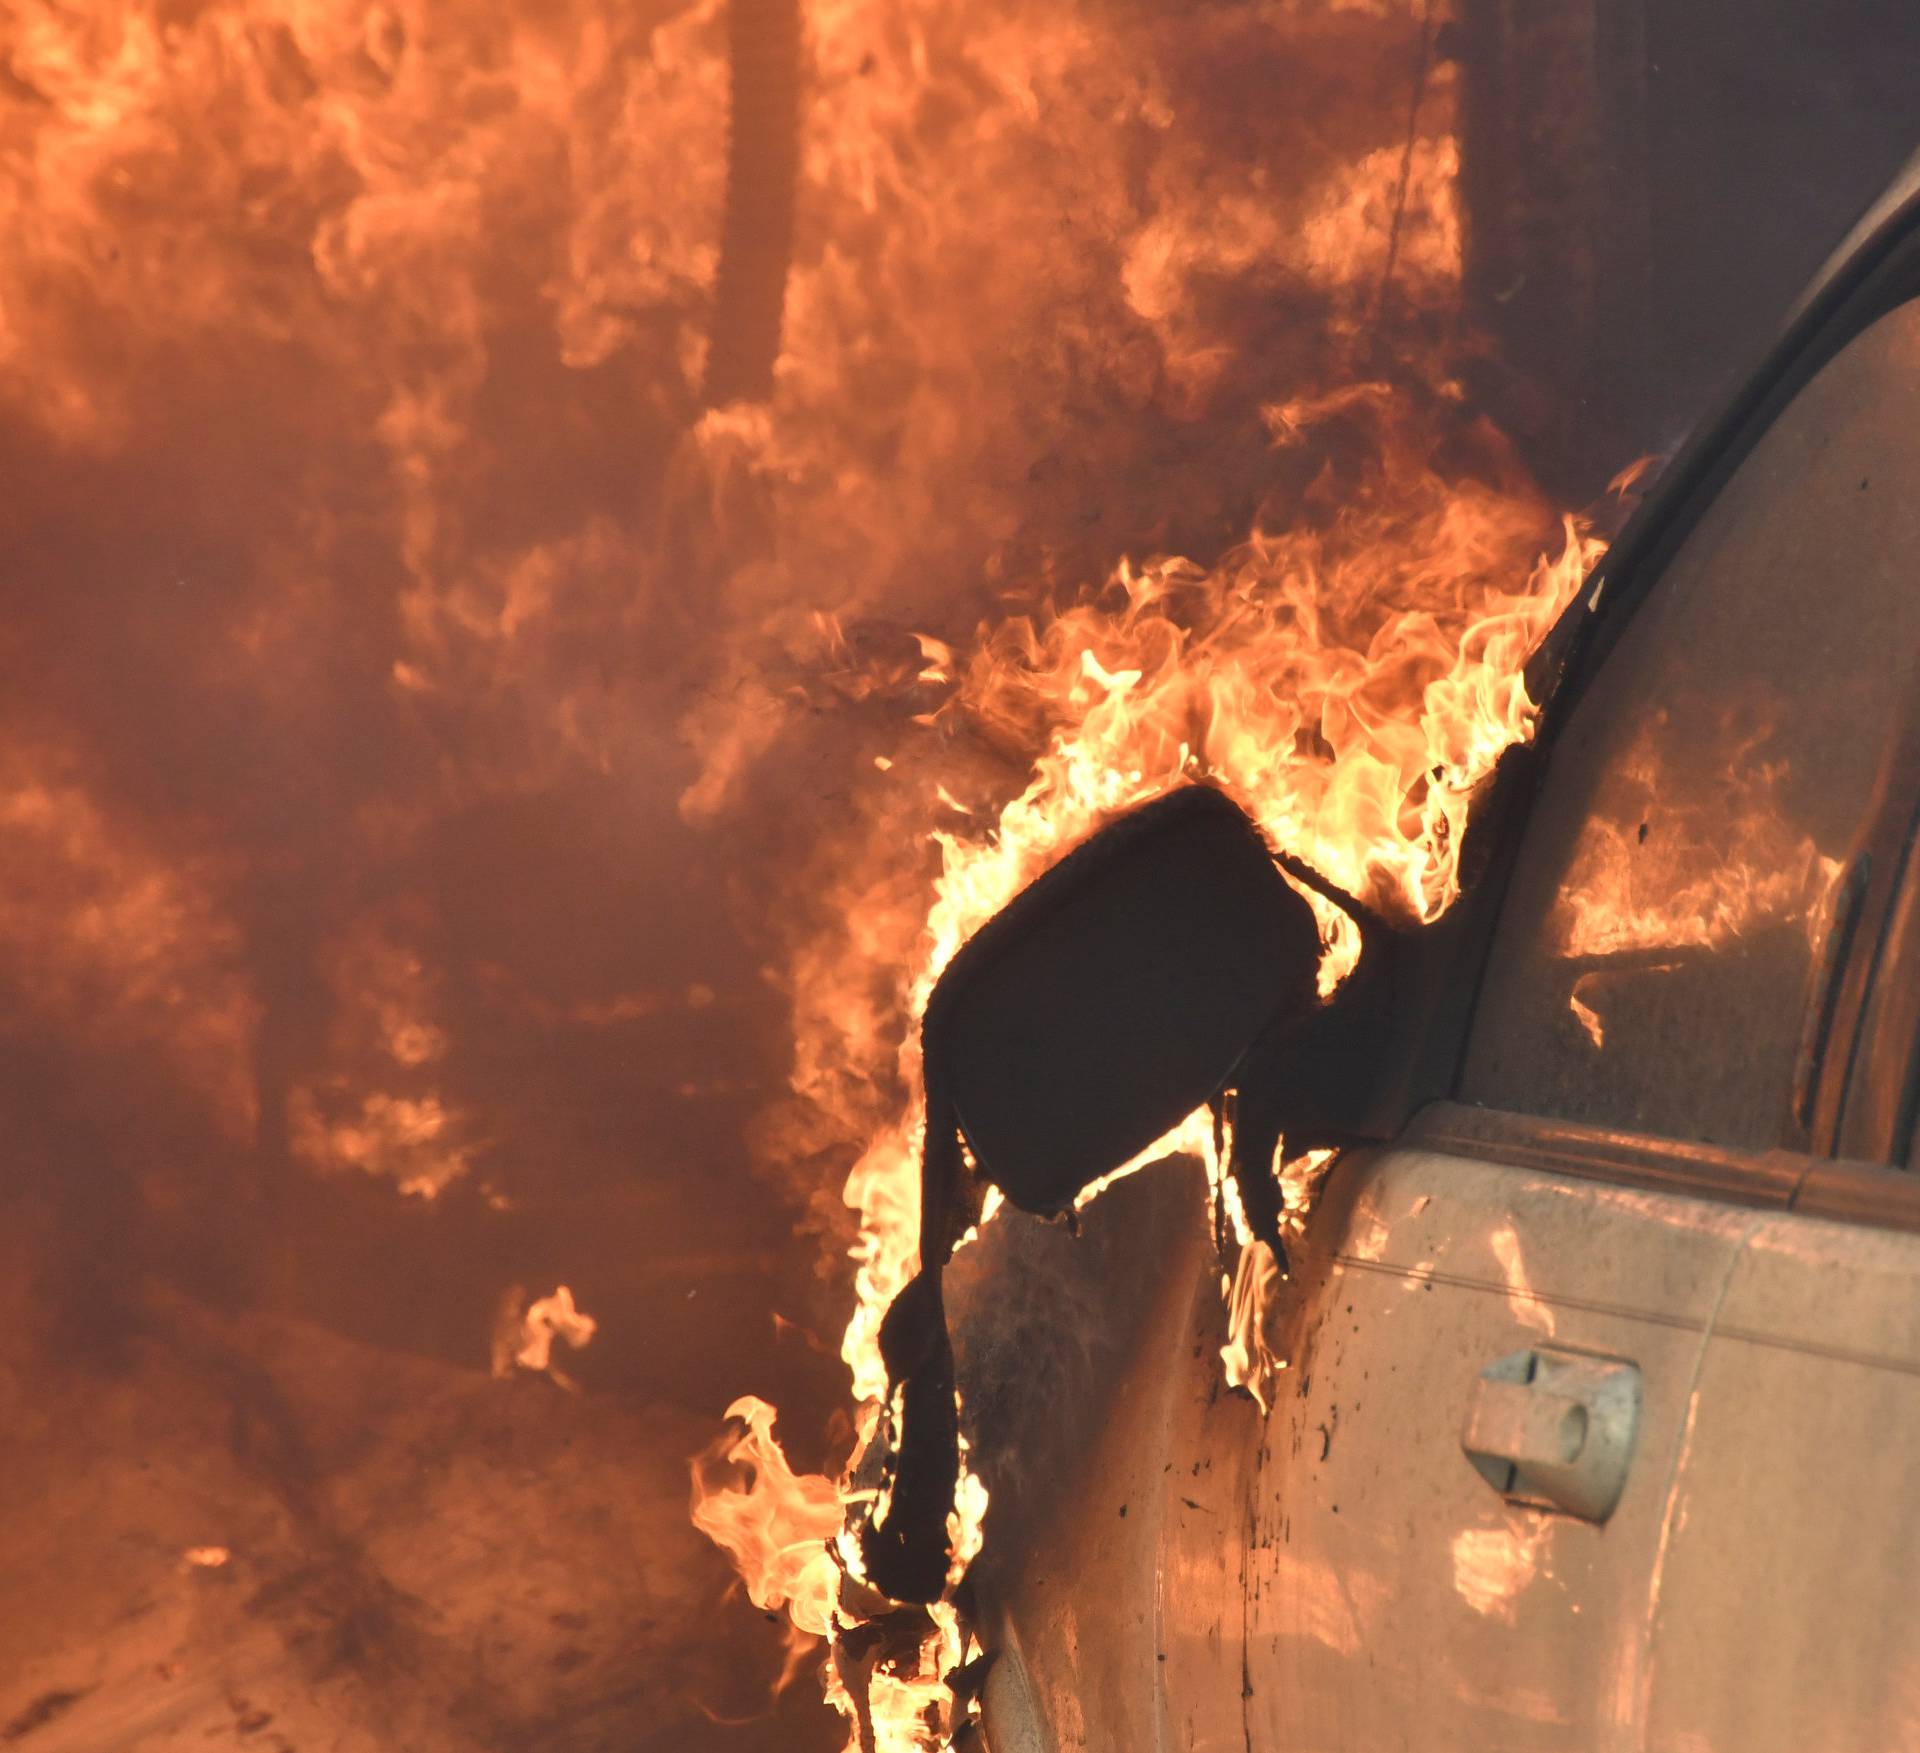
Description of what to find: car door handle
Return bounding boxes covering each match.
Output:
[1461,1346,1642,1523]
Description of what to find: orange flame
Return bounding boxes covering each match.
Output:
[686,5,1605,1743]
[1220,1239,1285,1413]
[692,1396,846,1640]
[686,349,1600,1745]
[0,2,1609,1746]
[692,1395,979,1748]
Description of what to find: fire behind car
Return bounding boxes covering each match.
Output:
[951,149,1920,1753]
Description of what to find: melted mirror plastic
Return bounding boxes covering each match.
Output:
[929,786,1323,1214]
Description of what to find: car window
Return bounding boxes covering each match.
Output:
[1461,300,1920,1153]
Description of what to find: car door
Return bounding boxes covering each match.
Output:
[1216,1132,1769,1753]
[1452,294,1920,1753]
[976,301,1920,1753]
[1210,294,1920,1750]
[1635,723,1920,1744]
[973,240,1920,1753]
[1636,1178,1920,1752]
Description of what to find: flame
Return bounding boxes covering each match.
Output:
[1279,1146,1340,1234]
[692,1395,976,1748]
[0,0,1605,1743]
[1217,1139,1336,1409]
[693,1395,845,1639]
[499,1283,599,1387]
[692,449,1597,1738]
[1220,1239,1285,1413]
[1071,1102,1221,1215]
[685,4,1608,1743]
[1569,976,1607,1049]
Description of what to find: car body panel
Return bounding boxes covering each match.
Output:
[973,149,1920,1753]
[1645,1208,1920,1752]
[979,1141,1772,1751]
[973,1158,1243,1753]
[1234,1145,1757,1753]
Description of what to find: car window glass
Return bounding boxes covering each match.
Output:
[1462,300,1920,1152]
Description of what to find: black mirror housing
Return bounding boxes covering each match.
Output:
[861,784,1395,1605]
[927,785,1324,1216]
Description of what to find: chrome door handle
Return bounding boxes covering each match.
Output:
[1461,1347,1642,1522]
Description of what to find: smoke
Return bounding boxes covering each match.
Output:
[0,0,1566,1746]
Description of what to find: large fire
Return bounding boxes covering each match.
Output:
[684,3,1604,1749]
[2,0,1609,1748]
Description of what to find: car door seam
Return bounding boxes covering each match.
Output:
[1632,1209,1763,1753]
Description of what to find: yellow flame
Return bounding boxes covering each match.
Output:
[687,4,1603,1745]
[1220,1239,1285,1412]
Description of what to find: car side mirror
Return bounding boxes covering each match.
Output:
[926,784,1325,1216]
[861,785,1386,1606]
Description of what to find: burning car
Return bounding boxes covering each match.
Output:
[954,149,1920,1751]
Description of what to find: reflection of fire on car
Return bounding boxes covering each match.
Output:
[952,151,1920,1751]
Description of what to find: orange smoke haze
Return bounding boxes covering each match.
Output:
[678,2,1606,1748]
[2,1,1605,1749]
